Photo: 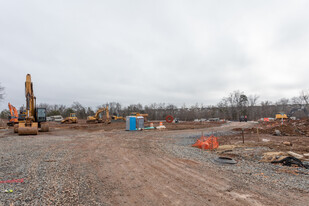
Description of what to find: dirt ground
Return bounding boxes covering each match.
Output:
[0,121,308,205]
[49,120,224,131]
[232,120,309,154]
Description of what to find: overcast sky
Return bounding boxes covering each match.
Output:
[0,0,309,110]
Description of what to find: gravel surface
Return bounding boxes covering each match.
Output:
[160,131,309,193]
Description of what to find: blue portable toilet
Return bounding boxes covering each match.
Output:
[126,116,137,131]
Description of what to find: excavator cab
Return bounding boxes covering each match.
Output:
[36,108,47,123]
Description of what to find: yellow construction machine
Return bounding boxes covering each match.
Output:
[112,115,126,121]
[275,113,288,120]
[61,113,78,124]
[130,112,148,122]
[16,74,49,135]
[87,106,111,124]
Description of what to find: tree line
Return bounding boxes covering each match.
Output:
[1,89,309,121]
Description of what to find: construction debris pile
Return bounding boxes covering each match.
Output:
[234,119,309,136]
[261,151,309,169]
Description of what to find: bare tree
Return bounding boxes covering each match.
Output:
[107,102,122,116]
[248,94,259,120]
[225,91,249,120]
[260,101,275,118]
[86,107,95,116]
[217,98,229,119]
[72,102,87,119]
[299,90,309,106]
[275,98,289,113]
[248,95,259,107]
[291,96,302,105]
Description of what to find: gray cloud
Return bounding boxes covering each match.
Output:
[1,0,309,110]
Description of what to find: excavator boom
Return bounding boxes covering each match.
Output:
[7,103,19,126]
[25,74,36,120]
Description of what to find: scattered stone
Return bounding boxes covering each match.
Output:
[217,145,236,151]
[274,130,281,136]
[283,141,292,146]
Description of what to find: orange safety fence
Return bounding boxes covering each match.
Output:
[192,135,219,150]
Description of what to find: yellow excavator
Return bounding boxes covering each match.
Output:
[275,113,288,120]
[15,74,49,135]
[61,113,78,124]
[87,106,111,124]
[130,112,148,122]
[112,114,126,121]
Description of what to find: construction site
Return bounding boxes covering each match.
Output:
[0,74,308,205]
[1,1,309,206]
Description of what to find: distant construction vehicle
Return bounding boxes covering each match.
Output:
[15,74,49,135]
[130,112,148,122]
[275,106,309,120]
[61,113,78,124]
[112,115,126,121]
[239,116,248,122]
[7,103,19,126]
[47,115,64,122]
[87,106,111,124]
[275,113,288,120]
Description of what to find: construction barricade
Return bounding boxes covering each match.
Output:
[192,135,219,150]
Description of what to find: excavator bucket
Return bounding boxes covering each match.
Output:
[40,122,49,132]
[18,122,38,135]
[14,124,19,133]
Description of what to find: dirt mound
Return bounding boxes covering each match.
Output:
[261,119,309,136]
[233,119,309,136]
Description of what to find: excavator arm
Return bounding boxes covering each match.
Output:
[94,108,104,119]
[25,74,36,120]
[288,105,309,118]
[7,103,18,126]
[87,106,111,124]
[13,106,18,119]
[8,103,14,118]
